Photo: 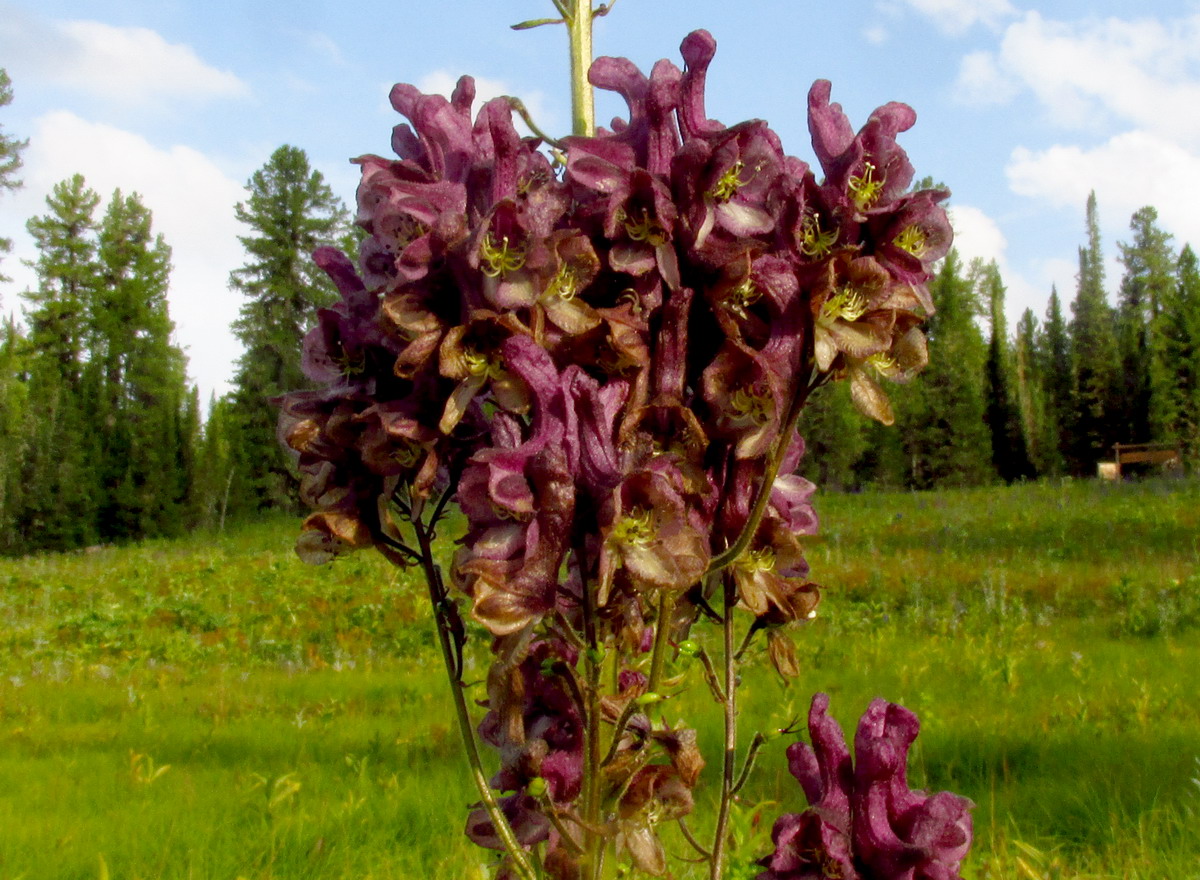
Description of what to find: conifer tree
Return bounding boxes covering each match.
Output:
[93,190,189,539]
[899,251,992,487]
[195,393,238,529]
[1038,287,1071,475]
[16,176,103,549]
[1069,192,1121,473]
[227,145,351,513]
[982,262,1033,482]
[1117,207,1178,445]
[1154,244,1200,461]
[8,181,193,551]
[0,316,28,551]
[1113,207,1171,446]
[799,381,868,490]
[24,175,101,381]
[1014,308,1053,477]
[0,68,27,283]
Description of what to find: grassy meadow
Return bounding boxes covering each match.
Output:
[1,478,1198,879]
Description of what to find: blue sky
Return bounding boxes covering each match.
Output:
[2,0,1198,402]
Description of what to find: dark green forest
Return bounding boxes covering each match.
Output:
[2,68,1198,555]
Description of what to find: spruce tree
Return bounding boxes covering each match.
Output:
[900,251,992,487]
[0,68,27,283]
[981,261,1033,482]
[1014,308,1053,477]
[93,190,189,540]
[799,381,868,490]
[24,175,101,382]
[16,176,103,549]
[0,316,28,551]
[1038,287,1072,475]
[195,393,239,530]
[1069,191,1121,474]
[227,145,350,513]
[1154,244,1200,461]
[1117,207,1177,445]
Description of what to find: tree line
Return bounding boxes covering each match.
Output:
[2,68,1198,554]
[0,70,352,553]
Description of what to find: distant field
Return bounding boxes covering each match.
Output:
[1,478,1198,879]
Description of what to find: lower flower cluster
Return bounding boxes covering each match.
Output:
[759,693,973,880]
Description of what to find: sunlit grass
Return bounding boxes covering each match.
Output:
[0,478,1197,878]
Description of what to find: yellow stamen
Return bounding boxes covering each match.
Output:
[820,288,869,324]
[734,547,777,574]
[800,212,838,258]
[611,508,656,548]
[333,348,366,376]
[393,215,428,249]
[480,233,527,278]
[546,264,580,301]
[868,352,900,377]
[622,209,668,246]
[848,161,885,211]
[724,277,762,320]
[463,346,503,380]
[894,224,928,258]
[710,161,746,202]
[729,387,773,426]
[391,439,424,469]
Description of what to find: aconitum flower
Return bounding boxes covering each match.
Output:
[758,693,973,880]
[277,24,953,876]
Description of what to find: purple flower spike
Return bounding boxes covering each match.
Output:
[759,694,973,880]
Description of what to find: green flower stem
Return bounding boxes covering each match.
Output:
[709,573,739,880]
[413,517,538,880]
[647,589,675,693]
[574,538,604,880]
[567,0,595,136]
[707,371,825,575]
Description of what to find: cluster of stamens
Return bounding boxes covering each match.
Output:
[480,233,528,277]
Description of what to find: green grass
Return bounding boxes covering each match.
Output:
[1,478,1198,878]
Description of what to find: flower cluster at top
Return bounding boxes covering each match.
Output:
[759,693,973,880]
[275,27,951,877]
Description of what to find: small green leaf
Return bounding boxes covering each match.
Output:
[511,17,564,30]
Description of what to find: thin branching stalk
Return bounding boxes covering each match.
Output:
[696,645,727,703]
[508,96,565,149]
[413,515,538,880]
[731,731,768,797]
[679,818,713,860]
[601,700,640,768]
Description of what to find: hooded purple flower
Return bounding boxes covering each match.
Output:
[759,694,973,880]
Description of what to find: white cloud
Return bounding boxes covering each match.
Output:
[0,11,248,107]
[1007,131,1200,250]
[954,50,1019,104]
[863,25,889,46]
[948,203,1007,267]
[947,203,1044,328]
[900,0,1017,36]
[955,11,1200,146]
[0,112,247,399]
